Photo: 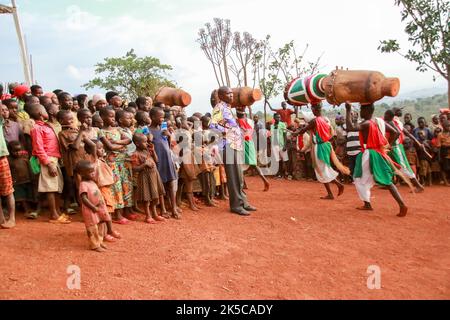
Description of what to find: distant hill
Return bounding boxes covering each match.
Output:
[384,85,447,104]
[322,93,449,123]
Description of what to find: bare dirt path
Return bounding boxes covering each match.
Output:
[1,177,449,300]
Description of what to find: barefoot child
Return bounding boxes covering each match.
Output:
[76,160,109,253]
[8,141,38,219]
[58,110,88,206]
[298,103,347,200]
[29,104,69,224]
[346,103,408,217]
[84,140,122,242]
[0,105,16,229]
[131,133,167,224]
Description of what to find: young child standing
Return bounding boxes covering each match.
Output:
[8,141,38,219]
[150,107,180,219]
[29,104,69,224]
[131,133,166,224]
[76,160,109,253]
[84,140,122,242]
[0,104,16,229]
[99,107,133,224]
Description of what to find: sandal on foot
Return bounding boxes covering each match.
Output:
[49,215,71,224]
[112,218,130,225]
[125,214,139,221]
[25,212,39,220]
[145,218,157,224]
[104,234,117,243]
[111,231,122,239]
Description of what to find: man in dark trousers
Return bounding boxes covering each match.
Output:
[212,86,257,216]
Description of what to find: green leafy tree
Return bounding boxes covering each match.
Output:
[83,49,176,101]
[378,0,450,106]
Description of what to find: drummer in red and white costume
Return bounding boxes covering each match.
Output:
[298,103,348,200]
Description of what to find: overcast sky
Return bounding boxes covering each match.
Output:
[0,0,446,113]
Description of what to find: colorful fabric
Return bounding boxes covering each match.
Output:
[354,149,394,186]
[393,118,405,145]
[237,118,253,141]
[315,116,332,143]
[312,142,338,183]
[315,133,332,167]
[212,101,243,151]
[359,119,388,155]
[284,74,327,106]
[0,156,14,196]
[120,127,136,158]
[108,160,133,209]
[354,118,395,201]
[389,144,415,178]
[244,140,257,166]
[100,127,127,163]
[31,120,61,165]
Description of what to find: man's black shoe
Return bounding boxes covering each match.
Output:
[244,205,257,212]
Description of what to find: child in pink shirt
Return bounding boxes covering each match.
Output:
[76,160,110,252]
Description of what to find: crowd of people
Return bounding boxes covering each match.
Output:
[0,81,449,252]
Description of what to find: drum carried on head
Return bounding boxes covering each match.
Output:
[284,70,400,106]
[284,74,327,106]
[154,87,192,107]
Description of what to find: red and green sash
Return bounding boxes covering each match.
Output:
[354,120,395,186]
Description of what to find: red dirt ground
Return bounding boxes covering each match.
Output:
[1,177,449,300]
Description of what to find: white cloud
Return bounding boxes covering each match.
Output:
[66,65,82,80]
[2,0,446,114]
